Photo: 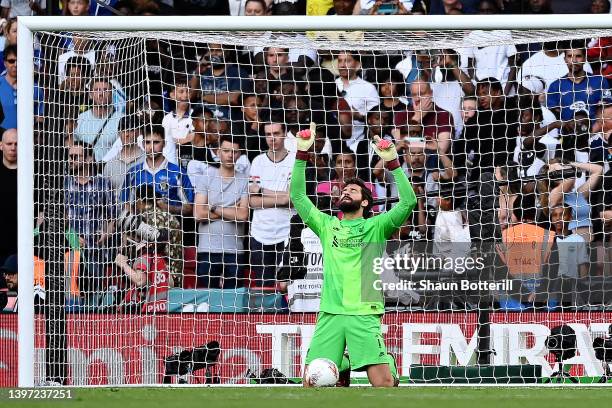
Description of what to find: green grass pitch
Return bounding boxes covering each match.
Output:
[3,387,612,408]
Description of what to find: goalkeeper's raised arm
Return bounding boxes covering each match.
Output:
[289,122,330,236]
[370,135,418,238]
[290,123,416,237]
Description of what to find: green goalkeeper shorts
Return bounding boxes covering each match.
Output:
[305,312,396,376]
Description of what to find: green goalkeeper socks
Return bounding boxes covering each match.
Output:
[339,353,351,373]
[386,353,398,382]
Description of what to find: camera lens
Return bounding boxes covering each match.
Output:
[547,337,559,349]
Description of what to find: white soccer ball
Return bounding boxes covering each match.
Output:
[305,358,339,387]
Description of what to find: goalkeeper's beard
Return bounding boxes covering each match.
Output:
[338,196,362,213]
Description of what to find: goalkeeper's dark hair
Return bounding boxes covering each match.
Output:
[344,177,374,218]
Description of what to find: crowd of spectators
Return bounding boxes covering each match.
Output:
[0,0,612,313]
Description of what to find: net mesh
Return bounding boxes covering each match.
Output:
[40,29,612,50]
[8,27,612,385]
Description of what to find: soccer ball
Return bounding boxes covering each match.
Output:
[305,358,339,387]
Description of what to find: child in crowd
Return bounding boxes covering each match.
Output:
[551,204,589,279]
[162,77,195,166]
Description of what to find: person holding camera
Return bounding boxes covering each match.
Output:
[396,78,453,156]
[334,51,380,150]
[115,185,180,312]
[359,0,411,15]
[537,159,603,243]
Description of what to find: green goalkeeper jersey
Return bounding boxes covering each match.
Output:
[290,158,417,315]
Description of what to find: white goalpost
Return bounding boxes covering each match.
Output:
[15,15,612,387]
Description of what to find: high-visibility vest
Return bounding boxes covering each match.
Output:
[33,250,81,298]
[499,223,555,277]
[64,251,81,298]
[33,256,45,288]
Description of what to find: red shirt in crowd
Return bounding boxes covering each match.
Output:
[587,37,612,80]
[395,104,453,143]
[124,253,170,313]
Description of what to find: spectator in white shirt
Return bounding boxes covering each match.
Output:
[519,41,593,91]
[431,49,475,139]
[434,187,471,266]
[162,76,195,166]
[551,204,589,279]
[335,50,380,151]
[248,119,295,287]
[459,30,518,95]
[1,0,44,18]
[518,78,562,160]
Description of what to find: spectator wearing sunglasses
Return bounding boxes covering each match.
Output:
[0,44,16,129]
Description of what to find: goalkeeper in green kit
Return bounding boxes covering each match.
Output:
[290,123,417,387]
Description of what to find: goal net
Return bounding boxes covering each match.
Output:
[9,20,612,386]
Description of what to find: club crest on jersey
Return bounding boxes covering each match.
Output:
[158,181,169,192]
[570,101,587,112]
[352,225,365,234]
